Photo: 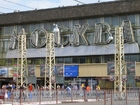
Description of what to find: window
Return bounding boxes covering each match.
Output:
[119,15,127,25]
[125,55,130,62]
[79,19,86,25]
[3,39,9,52]
[73,20,79,25]
[26,37,32,48]
[72,57,79,63]
[3,26,14,35]
[104,17,111,25]
[29,24,35,33]
[63,21,69,28]
[130,55,138,62]
[112,16,119,27]
[93,56,101,63]
[127,15,135,25]
[93,18,101,25]
[35,59,41,65]
[86,57,92,63]
[104,55,114,63]
[79,57,86,63]
[56,58,64,63]
[64,58,72,64]
[29,23,43,33]
[17,24,29,34]
[87,18,94,27]
[86,33,94,45]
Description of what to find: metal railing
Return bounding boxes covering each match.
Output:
[0,89,139,105]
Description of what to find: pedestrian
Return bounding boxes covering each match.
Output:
[86,85,90,95]
[96,85,100,101]
[66,86,71,96]
[73,84,78,95]
[17,84,25,101]
[28,83,34,100]
[6,84,12,99]
[57,85,60,90]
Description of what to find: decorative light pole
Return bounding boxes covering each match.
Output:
[44,28,55,97]
[17,28,28,86]
[114,27,126,99]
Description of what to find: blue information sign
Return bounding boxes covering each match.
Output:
[64,65,78,77]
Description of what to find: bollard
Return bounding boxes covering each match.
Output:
[56,89,58,104]
[12,90,14,105]
[84,89,87,102]
[104,91,106,105]
[126,90,127,105]
[111,90,112,105]
[71,90,73,102]
[39,89,41,105]
[20,89,21,105]
[139,92,140,105]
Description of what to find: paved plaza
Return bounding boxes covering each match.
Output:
[47,101,104,105]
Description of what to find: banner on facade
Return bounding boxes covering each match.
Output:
[107,62,114,75]
[8,67,14,77]
[40,64,45,76]
[11,64,20,82]
[127,61,136,75]
[55,64,64,84]
[64,65,79,77]
[28,65,35,76]
[0,67,8,77]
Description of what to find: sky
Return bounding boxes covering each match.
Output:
[0,0,115,14]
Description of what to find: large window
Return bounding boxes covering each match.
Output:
[72,57,79,63]
[130,55,139,62]
[79,57,86,63]
[86,33,94,45]
[93,18,101,24]
[127,15,135,25]
[3,26,15,36]
[56,58,64,63]
[3,39,9,52]
[64,58,72,64]
[29,23,43,33]
[119,15,127,25]
[112,16,119,27]
[17,24,29,34]
[87,18,94,27]
[104,17,111,25]
[104,55,114,63]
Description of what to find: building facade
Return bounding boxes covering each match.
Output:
[0,0,140,89]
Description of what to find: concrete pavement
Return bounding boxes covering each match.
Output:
[47,101,104,105]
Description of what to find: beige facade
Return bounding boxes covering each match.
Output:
[79,63,107,77]
[32,62,140,77]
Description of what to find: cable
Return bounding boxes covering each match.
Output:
[74,0,85,4]
[0,6,15,11]
[3,0,35,9]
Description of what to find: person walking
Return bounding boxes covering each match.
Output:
[28,83,34,100]
[96,85,100,101]
[66,86,71,96]
[86,85,91,95]
[17,84,25,101]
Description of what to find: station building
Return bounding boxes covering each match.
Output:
[0,0,140,89]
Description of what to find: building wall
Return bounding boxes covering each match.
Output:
[79,63,107,77]
[136,62,140,76]
[0,0,140,25]
[32,63,139,77]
